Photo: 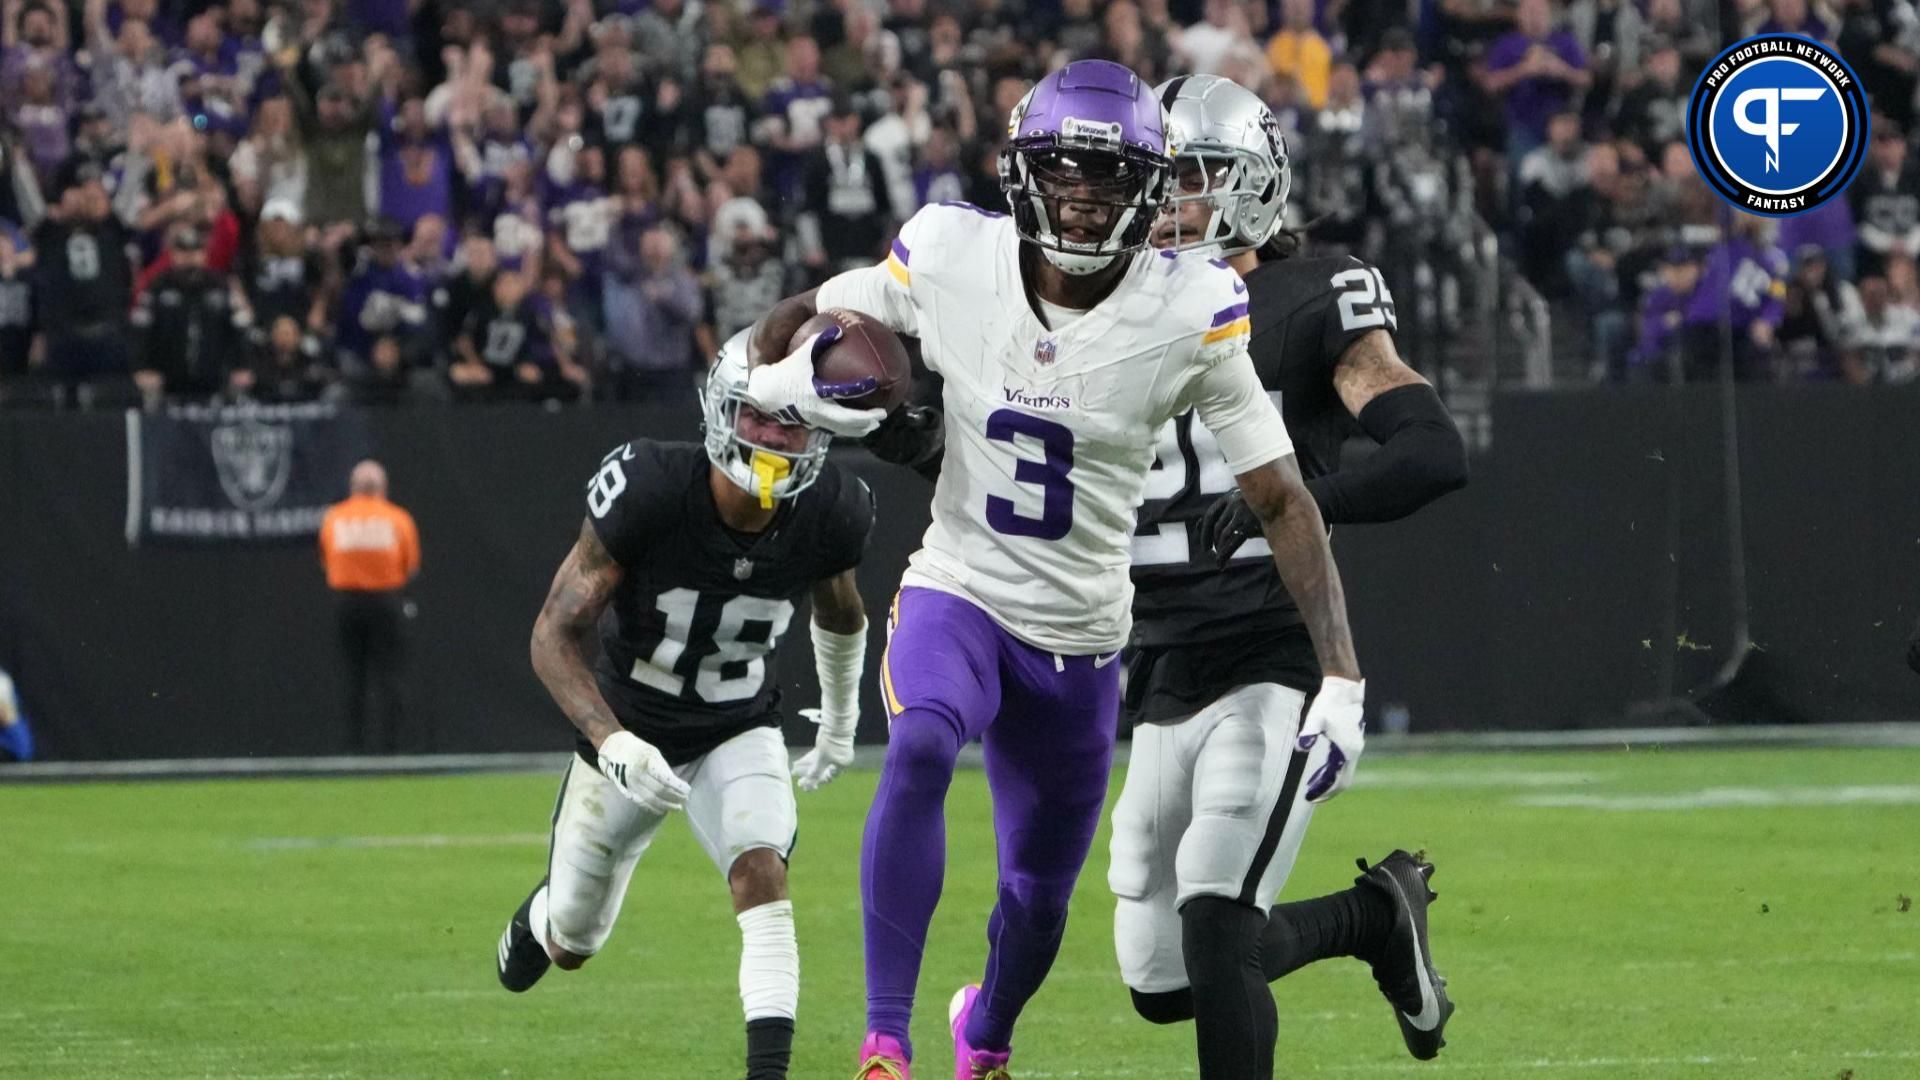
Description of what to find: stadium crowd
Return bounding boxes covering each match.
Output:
[0,0,1917,409]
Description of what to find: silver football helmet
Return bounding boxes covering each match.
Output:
[703,330,833,507]
[1152,74,1291,257]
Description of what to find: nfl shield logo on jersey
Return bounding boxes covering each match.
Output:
[1034,338,1057,365]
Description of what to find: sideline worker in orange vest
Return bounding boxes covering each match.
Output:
[319,460,420,753]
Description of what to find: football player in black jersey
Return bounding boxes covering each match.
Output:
[493,330,877,1080]
[1109,75,1470,1079]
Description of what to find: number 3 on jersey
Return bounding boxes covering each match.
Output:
[985,409,1075,540]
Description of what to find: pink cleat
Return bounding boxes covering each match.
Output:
[857,1032,912,1080]
[947,985,1013,1080]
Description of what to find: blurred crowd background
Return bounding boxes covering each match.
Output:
[0,0,1917,411]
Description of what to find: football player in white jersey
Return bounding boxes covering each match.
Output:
[742,60,1365,1080]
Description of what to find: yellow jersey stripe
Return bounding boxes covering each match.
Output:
[1201,316,1251,345]
[885,252,911,287]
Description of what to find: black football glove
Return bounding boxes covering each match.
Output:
[1197,489,1263,568]
[864,405,944,478]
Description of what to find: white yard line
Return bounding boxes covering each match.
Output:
[243,832,550,851]
[1314,1048,1920,1073]
[1356,769,1606,789]
[1026,1048,1920,1077]
[6,722,1919,784]
[1515,785,1920,811]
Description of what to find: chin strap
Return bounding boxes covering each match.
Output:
[1043,249,1120,275]
[749,450,792,509]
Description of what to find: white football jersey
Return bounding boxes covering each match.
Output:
[817,203,1293,654]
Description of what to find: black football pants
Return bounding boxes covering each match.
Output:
[337,590,407,753]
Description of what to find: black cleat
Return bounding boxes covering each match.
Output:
[496,879,553,993]
[1356,851,1454,1060]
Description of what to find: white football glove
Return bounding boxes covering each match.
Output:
[595,730,691,815]
[791,707,856,792]
[1297,676,1366,803]
[743,326,889,438]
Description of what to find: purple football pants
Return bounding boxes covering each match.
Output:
[862,586,1121,1057]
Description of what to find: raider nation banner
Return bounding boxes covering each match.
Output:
[125,403,373,545]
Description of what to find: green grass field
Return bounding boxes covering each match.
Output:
[6,747,1918,1079]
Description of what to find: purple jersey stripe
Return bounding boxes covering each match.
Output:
[1210,302,1249,327]
[890,237,911,265]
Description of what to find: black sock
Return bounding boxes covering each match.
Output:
[1182,896,1276,1080]
[1262,883,1396,981]
[745,1017,793,1080]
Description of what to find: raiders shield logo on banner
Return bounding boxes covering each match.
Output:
[210,418,294,511]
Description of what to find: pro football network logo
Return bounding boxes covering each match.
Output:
[1687,35,1870,217]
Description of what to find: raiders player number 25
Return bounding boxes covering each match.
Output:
[493,331,876,1080]
[1110,74,1470,1080]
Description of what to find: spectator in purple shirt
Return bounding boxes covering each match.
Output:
[223,0,269,89]
[757,35,835,203]
[1632,245,1703,379]
[336,218,429,368]
[169,11,241,91]
[544,144,616,331]
[911,124,968,213]
[378,97,457,234]
[1684,214,1791,381]
[1483,0,1591,163]
[10,59,69,187]
[1,0,80,110]
[462,93,536,215]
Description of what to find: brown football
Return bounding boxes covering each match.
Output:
[788,308,913,413]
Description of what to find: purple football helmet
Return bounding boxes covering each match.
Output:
[999,61,1174,275]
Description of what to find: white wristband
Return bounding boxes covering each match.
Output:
[811,618,867,737]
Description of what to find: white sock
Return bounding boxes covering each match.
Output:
[530,885,553,953]
[736,900,799,1022]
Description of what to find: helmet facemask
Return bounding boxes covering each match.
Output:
[1001,142,1171,275]
[702,352,833,509]
[1153,140,1288,258]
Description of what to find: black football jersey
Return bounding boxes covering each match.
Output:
[31,217,133,329]
[578,439,875,765]
[1126,254,1395,719]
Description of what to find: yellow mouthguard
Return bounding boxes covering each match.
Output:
[750,451,792,509]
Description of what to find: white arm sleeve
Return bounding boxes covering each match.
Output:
[1184,346,1296,476]
[810,618,867,736]
[816,262,919,339]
